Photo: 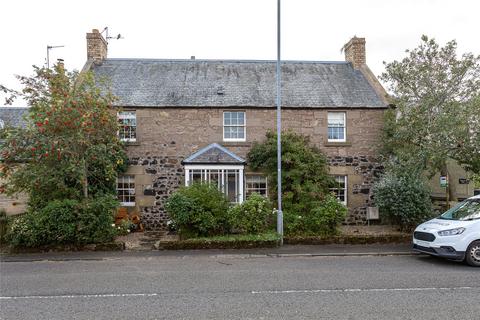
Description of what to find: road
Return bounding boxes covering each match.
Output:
[0,250,479,319]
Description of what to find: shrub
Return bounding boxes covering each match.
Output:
[76,195,118,244]
[0,209,8,244]
[116,219,134,236]
[6,214,37,247]
[6,199,78,247]
[373,168,433,230]
[5,195,118,247]
[165,183,230,237]
[228,193,274,234]
[248,130,336,235]
[284,194,347,236]
[33,199,79,245]
[305,195,347,235]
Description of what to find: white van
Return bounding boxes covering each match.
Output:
[413,195,480,267]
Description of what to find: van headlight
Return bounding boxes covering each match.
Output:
[438,227,465,236]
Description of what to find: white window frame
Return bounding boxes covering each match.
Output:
[117,175,136,206]
[118,111,137,142]
[245,174,268,198]
[223,111,246,142]
[330,175,347,206]
[327,112,346,142]
[184,165,244,203]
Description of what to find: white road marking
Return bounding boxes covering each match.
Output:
[251,286,478,294]
[1,286,477,300]
[0,293,158,300]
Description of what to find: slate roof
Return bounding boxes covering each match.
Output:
[0,107,29,128]
[91,59,386,108]
[182,143,246,165]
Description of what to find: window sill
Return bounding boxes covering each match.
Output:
[223,141,251,147]
[120,203,136,207]
[324,141,352,147]
[122,141,140,146]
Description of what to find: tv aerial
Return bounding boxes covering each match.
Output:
[46,45,65,69]
[101,27,124,43]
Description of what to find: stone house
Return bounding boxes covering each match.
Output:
[84,29,390,230]
[0,107,29,215]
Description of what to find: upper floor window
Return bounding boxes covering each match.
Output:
[118,111,136,142]
[328,112,346,142]
[223,111,246,142]
[117,175,135,206]
[330,175,347,205]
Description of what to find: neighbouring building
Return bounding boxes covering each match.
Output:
[429,161,476,213]
[0,107,29,215]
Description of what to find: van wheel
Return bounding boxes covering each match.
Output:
[465,241,480,267]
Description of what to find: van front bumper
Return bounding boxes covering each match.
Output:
[413,244,465,261]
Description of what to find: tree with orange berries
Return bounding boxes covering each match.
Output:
[1,63,126,209]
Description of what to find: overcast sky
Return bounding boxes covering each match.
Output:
[1,0,479,106]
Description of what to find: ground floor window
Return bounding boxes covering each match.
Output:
[185,166,244,203]
[117,175,135,206]
[330,175,347,205]
[246,174,268,198]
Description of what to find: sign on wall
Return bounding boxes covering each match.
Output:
[440,176,448,188]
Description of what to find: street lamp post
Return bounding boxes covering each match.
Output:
[276,0,283,245]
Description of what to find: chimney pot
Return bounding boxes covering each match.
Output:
[344,36,366,69]
[56,58,65,69]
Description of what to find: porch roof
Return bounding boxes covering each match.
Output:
[182,143,246,165]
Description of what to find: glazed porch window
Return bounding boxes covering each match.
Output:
[186,168,243,203]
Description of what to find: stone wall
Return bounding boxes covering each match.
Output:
[124,107,387,229]
[328,155,384,224]
[123,155,184,231]
[126,107,385,159]
[0,190,28,216]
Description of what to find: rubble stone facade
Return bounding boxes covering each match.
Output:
[123,107,386,229]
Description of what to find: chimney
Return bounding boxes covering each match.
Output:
[56,58,65,70]
[343,36,366,69]
[86,29,107,62]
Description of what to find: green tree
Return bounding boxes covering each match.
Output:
[248,130,344,235]
[381,35,480,201]
[0,64,127,208]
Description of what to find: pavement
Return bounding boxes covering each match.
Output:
[0,243,415,262]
